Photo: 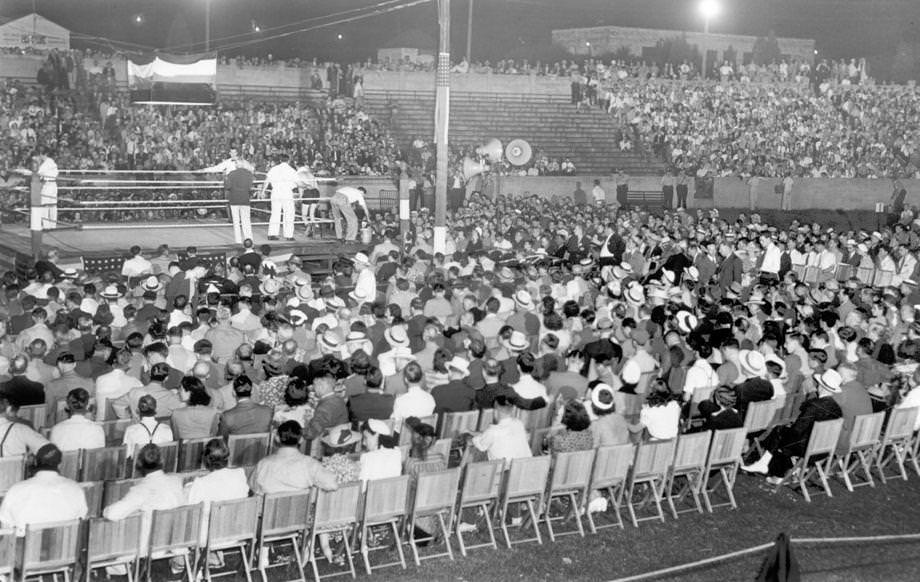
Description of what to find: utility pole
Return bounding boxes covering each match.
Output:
[466,0,474,64]
[433,0,450,253]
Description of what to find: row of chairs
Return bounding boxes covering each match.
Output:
[5,428,748,582]
[790,264,895,287]
[771,406,920,501]
[0,433,273,495]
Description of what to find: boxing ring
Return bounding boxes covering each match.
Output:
[0,168,370,275]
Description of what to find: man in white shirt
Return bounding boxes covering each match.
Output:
[121,245,153,280]
[471,395,531,466]
[200,148,239,175]
[259,152,299,241]
[510,352,548,400]
[123,396,175,457]
[390,362,435,426]
[591,179,606,204]
[0,444,87,536]
[352,252,377,303]
[330,186,369,242]
[96,349,143,419]
[50,388,105,452]
[758,234,783,283]
[17,146,59,231]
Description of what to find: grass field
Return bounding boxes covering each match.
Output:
[167,470,920,582]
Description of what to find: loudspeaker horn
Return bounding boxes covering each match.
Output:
[461,157,488,181]
[475,139,503,163]
[505,139,532,166]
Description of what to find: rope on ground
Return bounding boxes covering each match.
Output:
[608,533,920,582]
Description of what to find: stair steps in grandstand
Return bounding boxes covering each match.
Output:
[364,90,666,175]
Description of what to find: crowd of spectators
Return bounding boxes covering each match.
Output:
[0,188,918,551]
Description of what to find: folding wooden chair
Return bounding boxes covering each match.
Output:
[543,449,595,540]
[22,519,82,582]
[304,483,361,582]
[778,418,843,502]
[873,269,895,288]
[177,437,212,472]
[529,427,553,456]
[700,428,746,512]
[257,491,311,582]
[874,406,919,483]
[57,449,81,481]
[407,468,460,565]
[777,393,805,425]
[516,406,555,432]
[802,266,820,284]
[625,439,676,527]
[80,481,105,517]
[0,456,24,496]
[438,411,479,457]
[102,478,144,507]
[835,412,885,491]
[158,441,180,473]
[399,415,437,447]
[101,419,133,446]
[743,400,782,455]
[585,444,633,532]
[835,264,853,282]
[665,431,712,518]
[146,503,204,582]
[454,460,503,556]
[855,266,875,285]
[228,433,271,467]
[17,404,47,431]
[87,514,144,582]
[497,456,551,548]
[82,445,127,482]
[0,528,14,582]
[360,475,410,574]
[205,496,261,582]
[476,409,494,431]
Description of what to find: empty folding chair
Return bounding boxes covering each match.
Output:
[204,496,261,582]
[360,475,411,574]
[58,449,81,481]
[875,406,919,483]
[0,528,14,581]
[257,491,312,582]
[81,481,105,517]
[177,437,212,472]
[87,514,144,582]
[625,439,676,527]
[665,432,712,518]
[102,478,144,507]
[0,456,24,496]
[305,482,362,581]
[101,419,133,446]
[835,412,885,491]
[407,468,461,565]
[777,418,843,502]
[498,456,552,548]
[21,519,82,582]
[17,404,47,431]
[700,428,746,512]
[82,445,128,482]
[146,503,204,582]
[227,433,271,468]
[585,444,634,532]
[543,449,595,540]
[476,409,494,431]
[455,460,503,556]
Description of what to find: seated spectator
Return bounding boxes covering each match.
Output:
[272,377,315,429]
[636,382,682,441]
[49,388,105,452]
[123,395,175,455]
[588,383,630,446]
[304,375,348,442]
[0,444,87,535]
[219,375,273,438]
[348,366,395,423]
[185,438,250,550]
[696,386,744,432]
[358,419,402,483]
[390,362,435,425]
[2,355,44,407]
[171,377,220,439]
[0,390,49,456]
[250,421,339,494]
[548,400,594,453]
[470,395,532,466]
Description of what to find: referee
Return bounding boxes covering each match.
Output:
[226,159,254,244]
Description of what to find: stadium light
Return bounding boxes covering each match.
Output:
[699,0,721,30]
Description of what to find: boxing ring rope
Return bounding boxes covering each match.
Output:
[6,168,344,232]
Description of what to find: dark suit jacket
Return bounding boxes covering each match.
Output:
[304,395,348,440]
[716,254,743,291]
[777,396,843,457]
[219,399,273,438]
[432,380,476,414]
[1,375,45,406]
[348,391,395,424]
[734,377,774,417]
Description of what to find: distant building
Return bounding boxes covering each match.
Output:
[0,13,70,51]
[552,25,814,65]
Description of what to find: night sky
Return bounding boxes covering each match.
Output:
[4,0,919,63]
